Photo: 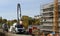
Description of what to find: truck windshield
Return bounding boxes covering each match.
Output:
[16,24,23,28]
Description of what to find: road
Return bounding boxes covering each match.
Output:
[6,33,32,36]
[0,32,32,36]
[0,29,32,36]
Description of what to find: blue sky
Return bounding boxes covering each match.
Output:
[0,0,53,20]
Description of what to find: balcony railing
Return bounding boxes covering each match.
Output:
[43,11,53,13]
[43,16,53,17]
[43,16,53,19]
[42,23,53,26]
[40,29,53,31]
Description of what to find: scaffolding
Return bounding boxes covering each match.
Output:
[53,0,59,33]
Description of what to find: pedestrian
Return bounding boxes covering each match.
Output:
[2,23,8,32]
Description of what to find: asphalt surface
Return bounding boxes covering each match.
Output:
[0,32,32,36]
[6,32,32,36]
[0,29,31,36]
[0,32,6,36]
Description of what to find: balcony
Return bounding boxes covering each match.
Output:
[46,19,53,21]
[43,15,53,17]
[42,17,53,19]
[42,23,53,26]
[43,12,53,16]
[43,11,53,13]
[40,29,53,31]
[42,21,53,23]
[42,19,53,23]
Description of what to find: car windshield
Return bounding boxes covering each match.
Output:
[16,24,23,28]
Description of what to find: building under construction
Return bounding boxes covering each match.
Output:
[41,0,60,33]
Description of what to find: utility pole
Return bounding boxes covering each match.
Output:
[53,0,59,33]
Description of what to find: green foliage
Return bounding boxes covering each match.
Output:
[7,19,17,26]
[31,19,40,25]
[0,19,2,23]
[7,21,13,26]
[12,19,17,23]
[28,17,33,25]
[0,23,2,28]
[2,19,7,23]
[22,16,29,29]
[34,19,40,25]
[0,17,2,23]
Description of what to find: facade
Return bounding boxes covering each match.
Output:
[34,15,42,19]
[41,1,60,33]
[34,15,40,19]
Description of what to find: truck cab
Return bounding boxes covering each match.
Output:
[15,24,25,34]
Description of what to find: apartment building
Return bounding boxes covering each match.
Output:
[41,1,60,33]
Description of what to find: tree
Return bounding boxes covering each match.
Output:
[0,17,2,23]
[2,19,7,23]
[0,17,2,28]
[7,20,14,26]
[32,19,35,25]
[32,18,40,25]
[34,19,40,25]
[28,17,32,25]
[12,19,17,23]
[22,16,29,29]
